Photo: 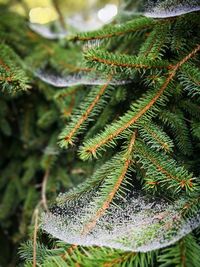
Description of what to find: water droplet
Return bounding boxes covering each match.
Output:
[122,0,200,18]
[145,0,200,18]
[42,190,200,252]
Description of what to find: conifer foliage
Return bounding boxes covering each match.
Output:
[0,1,200,267]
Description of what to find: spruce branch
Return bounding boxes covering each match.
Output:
[71,17,155,41]
[139,24,170,60]
[81,131,136,235]
[61,244,78,261]
[80,44,200,160]
[103,252,136,267]
[59,75,112,148]
[135,141,195,193]
[0,44,30,93]
[79,85,169,160]
[191,121,200,140]
[158,235,200,267]
[159,109,192,156]
[56,154,122,206]
[84,49,172,75]
[138,121,174,153]
[181,195,200,218]
[179,63,200,96]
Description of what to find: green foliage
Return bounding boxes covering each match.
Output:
[179,63,200,97]
[79,83,170,160]
[19,240,158,267]
[158,235,200,267]
[84,48,171,79]
[159,109,193,156]
[0,2,200,267]
[71,16,155,41]
[0,44,30,93]
[134,140,195,194]
[59,84,114,148]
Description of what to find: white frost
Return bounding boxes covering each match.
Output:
[144,0,200,18]
[35,69,131,87]
[42,191,200,252]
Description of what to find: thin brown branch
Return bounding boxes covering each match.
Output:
[41,169,50,212]
[139,148,193,189]
[33,208,39,267]
[89,55,173,70]
[82,131,137,235]
[64,75,112,144]
[179,239,186,267]
[52,0,66,29]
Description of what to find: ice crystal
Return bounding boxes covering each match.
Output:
[42,190,200,252]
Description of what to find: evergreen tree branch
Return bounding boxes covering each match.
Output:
[139,24,170,60]
[81,131,136,235]
[56,155,118,205]
[71,17,155,41]
[84,49,173,75]
[59,75,112,148]
[158,235,200,267]
[80,44,200,160]
[138,121,174,152]
[0,44,30,93]
[103,252,136,267]
[159,109,192,156]
[179,63,200,96]
[135,141,195,193]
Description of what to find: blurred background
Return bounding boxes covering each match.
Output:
[0,0,120,26]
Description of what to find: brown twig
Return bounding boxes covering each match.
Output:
[33,208,39,267]
[52,0,66,29]
[41,169,50,212]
